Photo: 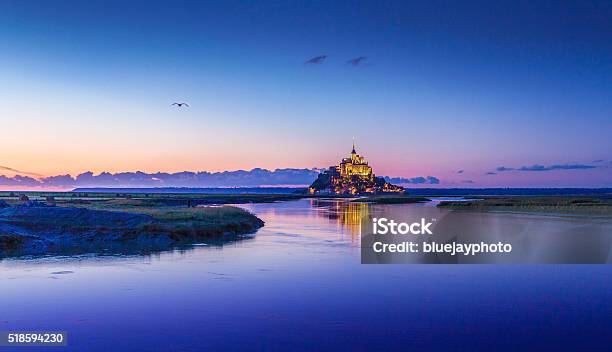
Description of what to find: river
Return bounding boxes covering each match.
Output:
[1,199,610,351]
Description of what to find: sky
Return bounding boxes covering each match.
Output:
[1,0,611,188]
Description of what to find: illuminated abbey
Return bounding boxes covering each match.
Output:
[339,143,373,180]
[309,142,404,195]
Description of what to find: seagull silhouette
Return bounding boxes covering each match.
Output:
[171,102,189,108]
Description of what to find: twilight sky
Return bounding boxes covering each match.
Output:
[1,0,611,188]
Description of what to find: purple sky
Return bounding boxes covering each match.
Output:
[1,1,611,188]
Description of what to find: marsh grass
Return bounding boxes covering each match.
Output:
[438,196,612,216]
[1,194,264,240]
[67,200,263,235]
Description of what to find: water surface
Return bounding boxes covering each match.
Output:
[1,199,610,351]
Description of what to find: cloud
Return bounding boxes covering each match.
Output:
[0,167,444,189]
[0,168,323,189]
[0,165,43,177]
[384,176,440,185]
[305,55,327,64]
[485,172,497,175]
[81,168,323,187]
[41,174,76,187]
[491,163,598,174]
[592,159,604,163]
[462,180,475,184]
[496,166,514,172]
[347,56,367,66]
[511,164,595,172]
[0,175,42,187]
[456,170,464,174]
[427,176,440,184]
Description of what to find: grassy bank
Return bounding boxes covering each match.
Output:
[103,204,265,239]
[0,197,264,257]
[437,196,612,216]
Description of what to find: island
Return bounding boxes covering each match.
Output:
[308,143,405,195]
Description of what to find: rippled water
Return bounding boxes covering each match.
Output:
[1,199,610,351]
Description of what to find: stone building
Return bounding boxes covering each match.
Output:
[309,143,404,195]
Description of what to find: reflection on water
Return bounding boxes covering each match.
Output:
[1,199,611,351]
[310,199,370,244]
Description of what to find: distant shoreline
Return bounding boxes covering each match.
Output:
[71,187,307,194]
[70,187,612,197]
[2,187,612,199]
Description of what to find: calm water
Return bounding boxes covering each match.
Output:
[1,199,610,351]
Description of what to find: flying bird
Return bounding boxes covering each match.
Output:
[305,55,327,64]
[171,102,190,108]
[347,56,367,66]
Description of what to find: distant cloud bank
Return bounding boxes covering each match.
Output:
[495,163,597,173]
[0,169,320,188]
[0,168,440,189]
[384,176,440,185]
